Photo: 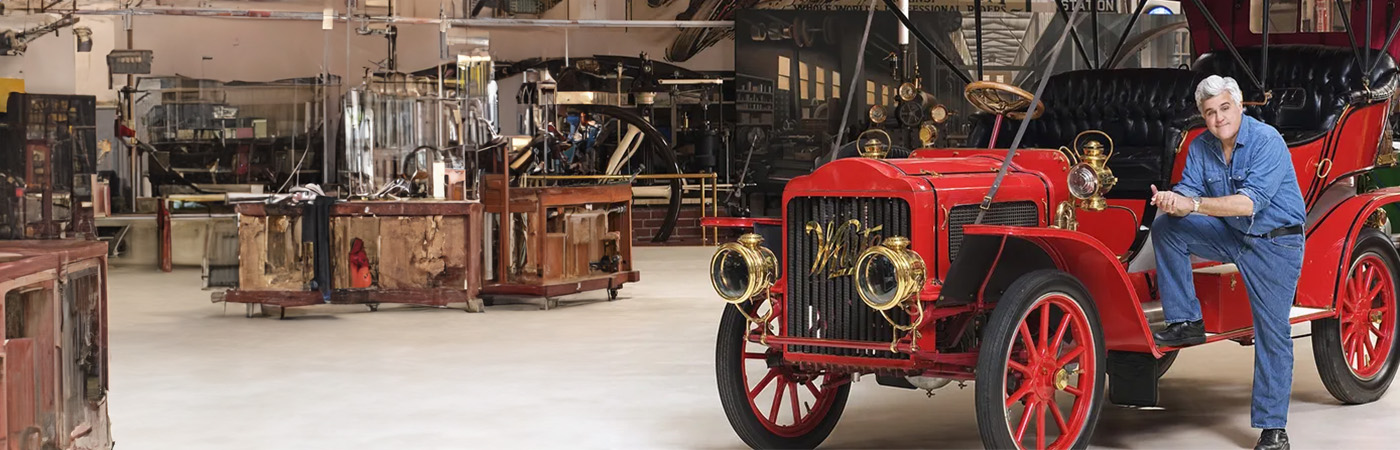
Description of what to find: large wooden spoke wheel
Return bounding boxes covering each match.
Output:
[1314,228,1400,403]
[976,270,1105,450]
[964,81,1045,120]
[716,305,850,449]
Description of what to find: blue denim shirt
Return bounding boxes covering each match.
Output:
[1171,114,1307,236]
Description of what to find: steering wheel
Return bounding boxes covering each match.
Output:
[964,81,1044,120]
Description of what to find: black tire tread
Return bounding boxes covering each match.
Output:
[716,306,850,449]
[975,269,1106,450]
[1312,228,1400,404]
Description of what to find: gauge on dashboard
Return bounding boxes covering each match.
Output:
[868,105,889,124]
[898,82,918,102]
[929,104,949,124]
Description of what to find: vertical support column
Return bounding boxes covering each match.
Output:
[158,199,172,273]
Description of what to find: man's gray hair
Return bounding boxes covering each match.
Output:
[1195,75,1243,107]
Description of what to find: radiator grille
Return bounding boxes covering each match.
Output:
[947,201,1041,260]
[786,197,911,359]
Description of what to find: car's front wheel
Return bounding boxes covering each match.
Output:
[716,304,850,449]
[975,269,1106,450]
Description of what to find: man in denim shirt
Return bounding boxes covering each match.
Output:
[1148,75,1306,450]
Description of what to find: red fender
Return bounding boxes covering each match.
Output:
[1297,186,1400,309]
[963,224,1160,355]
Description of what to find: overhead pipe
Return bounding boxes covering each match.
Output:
[75,8,732,28]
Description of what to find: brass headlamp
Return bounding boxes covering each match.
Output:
[854,236,926,311]
[1063,130,1117,211]
[854,236,929,351]
[710,233,778,304]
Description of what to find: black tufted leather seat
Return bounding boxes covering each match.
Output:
[1192,45,1398,144]
[966,68,1207,196]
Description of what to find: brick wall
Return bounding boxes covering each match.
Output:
[632,205,707,246]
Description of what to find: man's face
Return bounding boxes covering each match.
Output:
[1200,91,1243,142]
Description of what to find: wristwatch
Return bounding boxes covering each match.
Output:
[1191,196,1201,213]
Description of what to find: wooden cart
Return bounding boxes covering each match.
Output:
[0,240,113,450]
[218,200,486,316]
[481,178,640,309]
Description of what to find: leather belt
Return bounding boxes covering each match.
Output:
[1263,224,1304,238]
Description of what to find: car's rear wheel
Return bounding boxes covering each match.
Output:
[1314,228,1400,404]
[976,270,1106,450]
[1156,350,1179,379]
[716,305,850,449]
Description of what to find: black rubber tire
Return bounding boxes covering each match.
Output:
[1312,228,1400,404]
[1156,350,1179,379]
[716,306,850,449]
[975,269,1106,450]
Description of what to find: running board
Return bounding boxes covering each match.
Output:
[1149,305,1333,352]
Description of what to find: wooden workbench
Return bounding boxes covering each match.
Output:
[218,200,485,315]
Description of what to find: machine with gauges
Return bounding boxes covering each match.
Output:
[863,82,955,155]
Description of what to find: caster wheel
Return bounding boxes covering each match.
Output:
[608,288,620,301]
[368,303,380,312]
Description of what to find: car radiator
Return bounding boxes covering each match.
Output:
[785,196,911,359]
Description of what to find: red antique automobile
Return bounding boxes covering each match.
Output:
[707,1,1400,449]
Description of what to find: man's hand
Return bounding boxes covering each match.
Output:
[1150,184,1193,217]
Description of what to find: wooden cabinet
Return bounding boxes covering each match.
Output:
[480,178,639,305]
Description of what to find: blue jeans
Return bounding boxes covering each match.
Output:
[1151,213,1305,429]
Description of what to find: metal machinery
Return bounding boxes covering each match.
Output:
[213,52,499,316]
[706,1,1400,448]
[128,75,337,199]
[0,241,113,450]
[0,94,99,241]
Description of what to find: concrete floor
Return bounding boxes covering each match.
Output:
[107,247,1398,449]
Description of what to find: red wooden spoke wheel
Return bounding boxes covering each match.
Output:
[716,305,850,449]
[1340,253,1397,379]
[1314,228,1400,404]
[977,270,1105,450]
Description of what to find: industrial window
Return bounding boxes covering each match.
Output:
[5,285,46,339]
[777,56,791,91]
[815,68,827,101]
[866,80,877,104]
[1249,0,1351,33]
[799,62,810,100]
[882,85,890,104]
[832,72,841,99]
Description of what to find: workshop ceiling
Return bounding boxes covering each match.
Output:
[962,12,1037,69]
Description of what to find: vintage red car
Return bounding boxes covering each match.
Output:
[707,1,1400,449]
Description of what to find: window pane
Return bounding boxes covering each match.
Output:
[1251,0,1300,33]
[816,68,825,84]
[866,80,876,104]
[778,56,790,76]
[778,75,790,91]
